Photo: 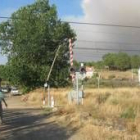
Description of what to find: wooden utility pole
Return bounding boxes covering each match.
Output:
[43,45,61,106]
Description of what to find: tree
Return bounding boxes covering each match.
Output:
[0,65,8,81]
[85,61,95,67]
[115,52,131,70]
[73,60,80,68]
[0,0,76,89]
[94,61,104,69]
[103,53,117,69]
[130,55,140,69]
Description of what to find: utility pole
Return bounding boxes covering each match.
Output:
[43,44,61,106]
[97,74,101,89]
[46,45,61,82]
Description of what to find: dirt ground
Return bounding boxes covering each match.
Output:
[0,96,75,140]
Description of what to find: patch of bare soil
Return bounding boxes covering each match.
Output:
[0,96,76,140]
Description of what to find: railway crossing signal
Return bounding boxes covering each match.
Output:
[68,63,86,104]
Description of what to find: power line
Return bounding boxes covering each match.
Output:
[1,16,140,29]
[73,47,140,52]
[63,21,140,29]
[76,40,140,46]
[1,16,140,52]
[75,29,140,36]
[0,16,10,19]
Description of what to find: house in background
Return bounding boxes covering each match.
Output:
[86,67,94,78]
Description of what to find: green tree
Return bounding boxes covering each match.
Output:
[0,65,8,81]
[94,61,104,69]
[103,53,117,69]
[85,61,95,67]
[130,55,140,69]
[73,60,80,68]
[115,52,131,70]
[0,0,76,89]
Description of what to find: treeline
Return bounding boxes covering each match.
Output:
[85,52,140,71]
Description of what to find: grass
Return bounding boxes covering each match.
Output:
[26,87,140,139]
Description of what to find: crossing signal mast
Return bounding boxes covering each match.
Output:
[68,39,86,104]
[69,39,75,83]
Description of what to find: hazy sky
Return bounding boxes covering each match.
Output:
[1,0,140,64]
[67,0,140,61]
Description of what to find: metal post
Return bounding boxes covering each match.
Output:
[44,45,61,106]
[48,85,50,107]
[132,69,134,80]
[98,74,100,89]
[76,72,79,104]
[43,87,46,105]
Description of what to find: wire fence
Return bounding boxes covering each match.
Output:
[84,70,140,88]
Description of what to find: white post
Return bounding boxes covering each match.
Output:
[51,96,54,108]
[48,85,50,107]
[76,72,79,104]
[43,87,46,105]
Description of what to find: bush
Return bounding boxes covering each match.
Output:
[120,107,136,119]
[110,99,119,105]
[22,86,32,94]
[108,75,116,79]
[96,92,111,104]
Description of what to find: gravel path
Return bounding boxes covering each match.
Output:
[0,96,74,140]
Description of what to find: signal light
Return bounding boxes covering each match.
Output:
[80,67,86,74]
[70,67,75,74]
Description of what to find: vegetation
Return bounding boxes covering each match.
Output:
[26,87,140,139]
[84,70,138,88]
[0,0,76,90]
[131,55,140,69]
[85,52,140,71]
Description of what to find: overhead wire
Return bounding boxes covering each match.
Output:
[1,16,140,29]
[1,16,140,53]
[76,40,140,45]
[73,47,140,52]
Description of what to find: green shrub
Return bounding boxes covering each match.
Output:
[108,75,116,79]
[43,107,53,115]
[22,86,31,94]
[133,69,138,74]
[120,107,136,119]
[96,92,111,104]
[110,99,119,105]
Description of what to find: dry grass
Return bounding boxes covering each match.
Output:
[26,87,140,139]
[100,70,137,80]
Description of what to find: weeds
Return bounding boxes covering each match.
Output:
[43,107,53,115]
[26,87,140,139]
[120,107,136,119]
[96,92,111,104]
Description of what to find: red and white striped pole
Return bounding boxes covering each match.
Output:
[69,39,73,66]
[69,39,75,82]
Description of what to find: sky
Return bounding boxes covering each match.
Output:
[1,0,140,64]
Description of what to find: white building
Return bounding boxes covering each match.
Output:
[86,67,94,78]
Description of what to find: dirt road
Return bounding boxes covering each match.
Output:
[0,96,74,140]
